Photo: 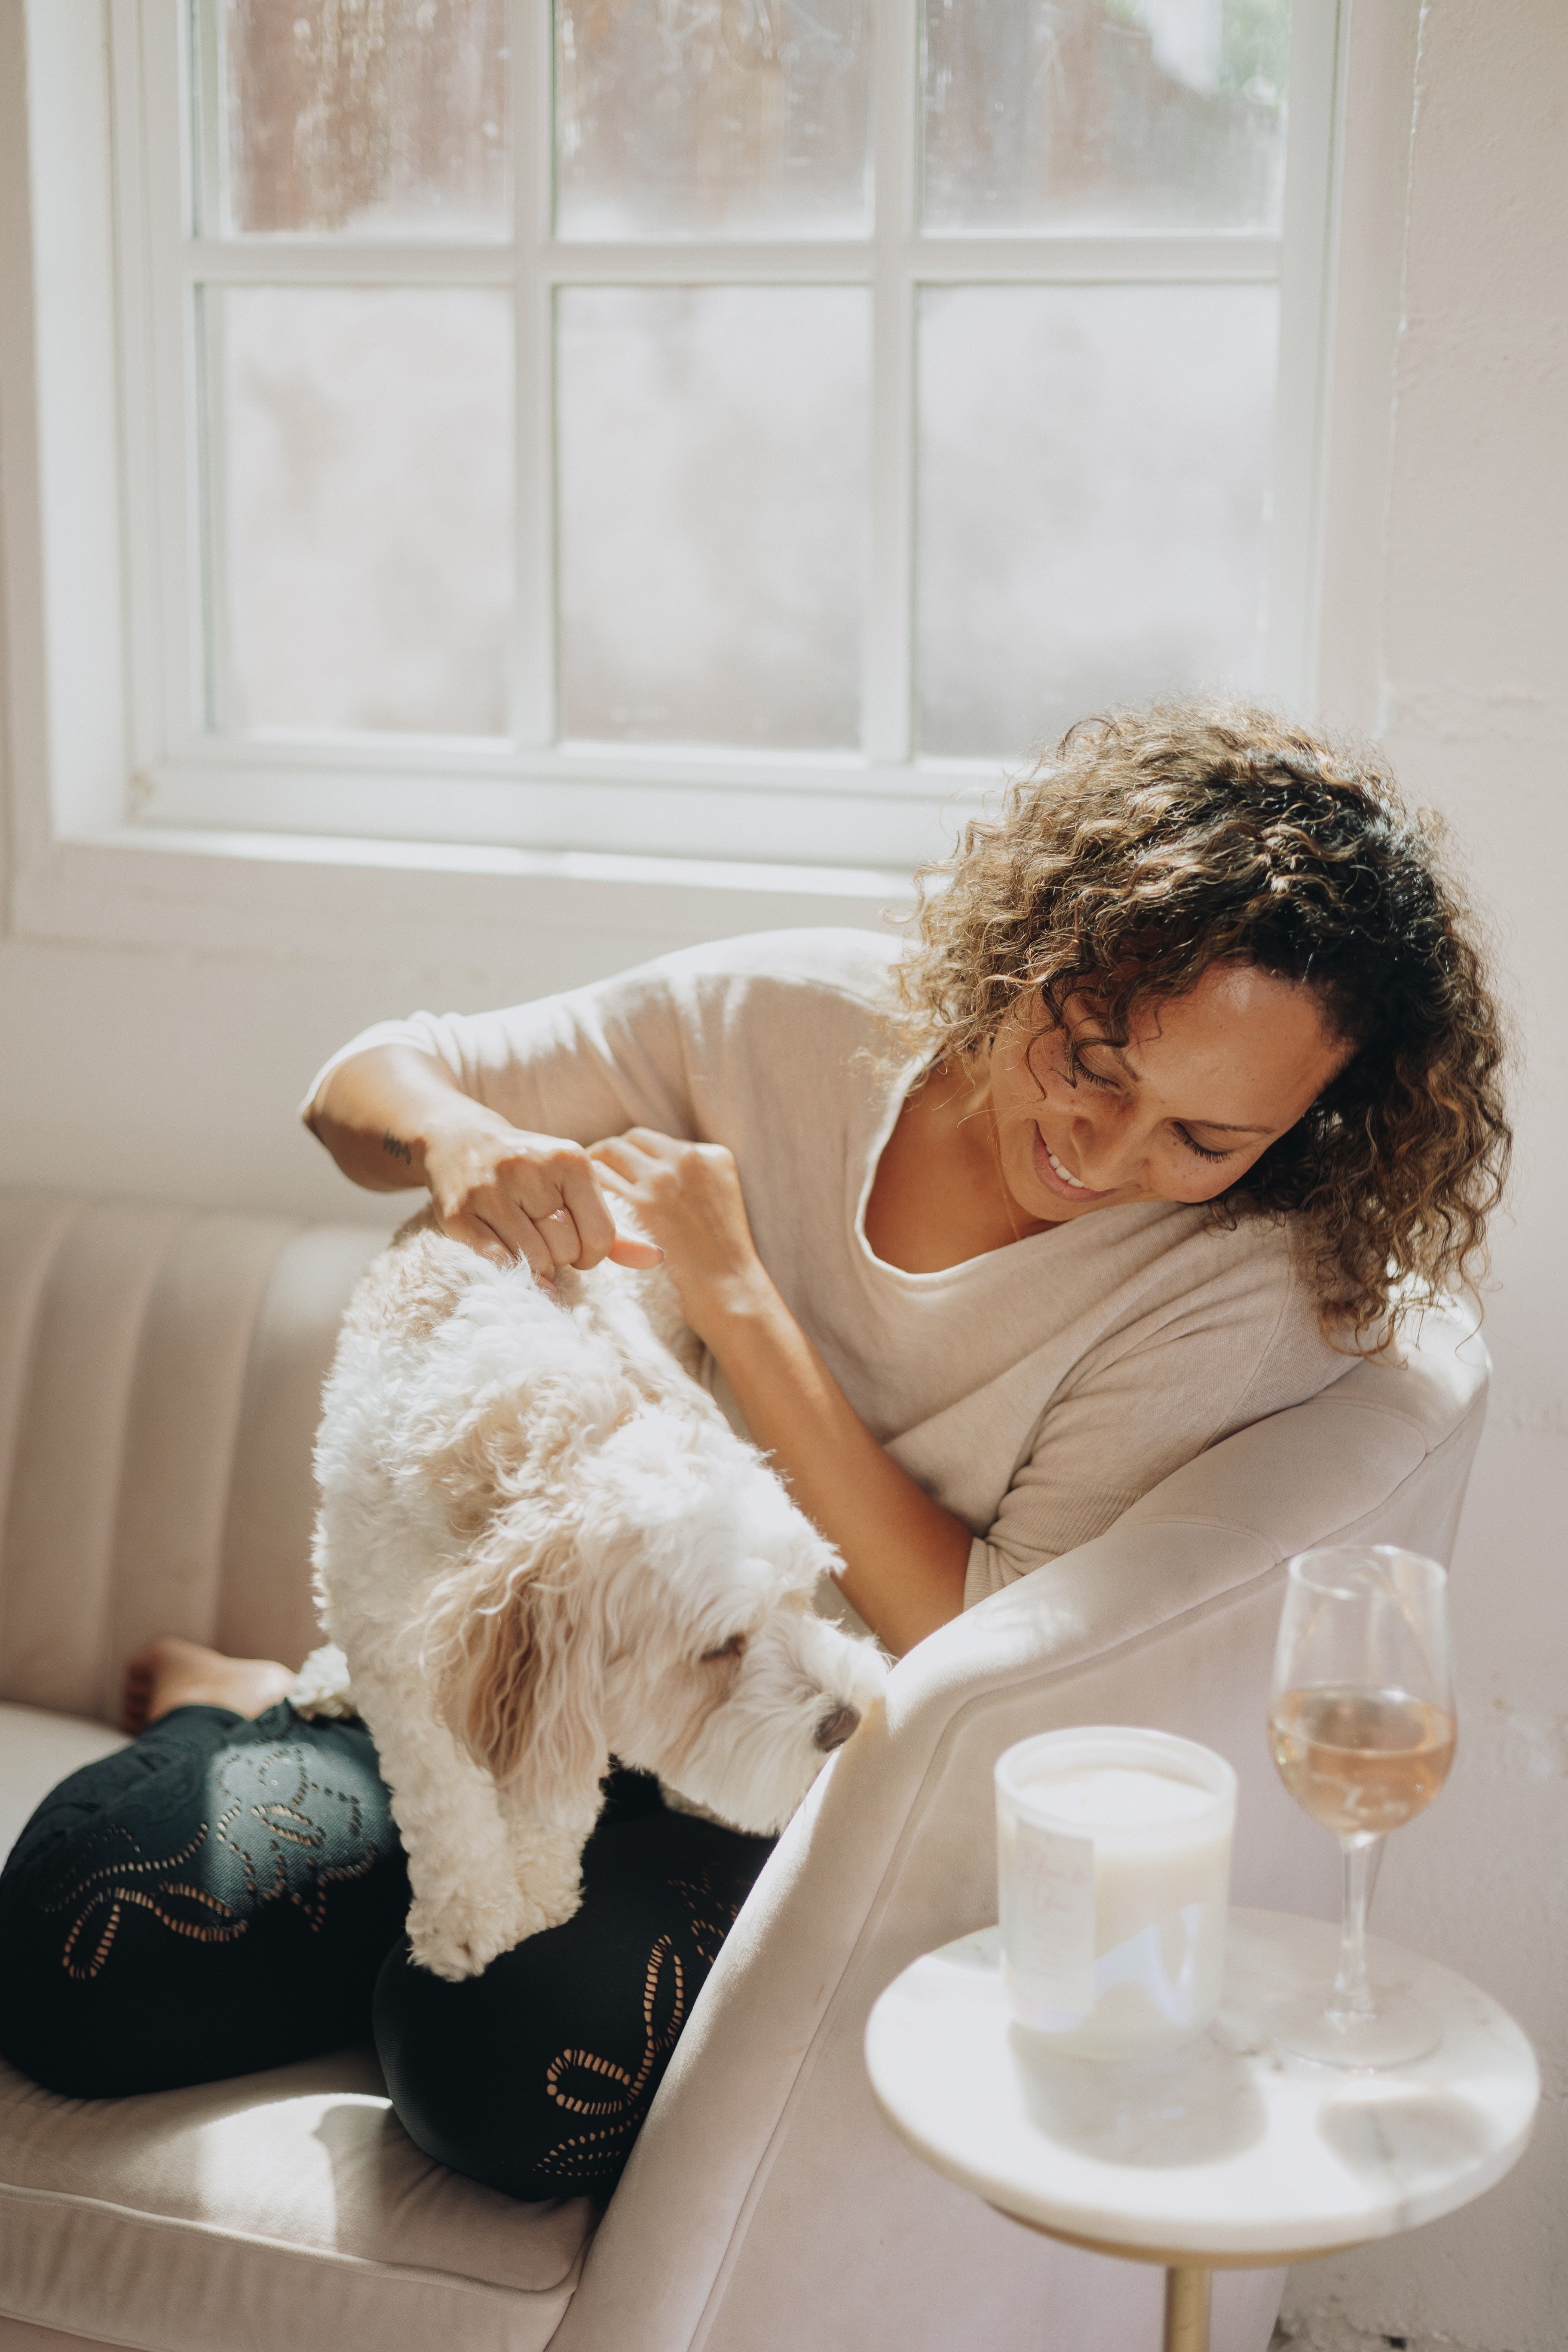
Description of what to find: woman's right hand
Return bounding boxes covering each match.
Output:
[424,1104,664,1284]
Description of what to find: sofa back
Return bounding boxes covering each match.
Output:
[0,1193,383,1724]
[0,1187,1491,1740]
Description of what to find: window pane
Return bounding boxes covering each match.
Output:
[557,288,868,748]
[555,1,872,240]
[217,0,510,238]
[922,0,1290,235]
[916,284,1277,757]
[214,288,512,733]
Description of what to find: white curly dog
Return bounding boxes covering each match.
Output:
[291,1217,887,1981]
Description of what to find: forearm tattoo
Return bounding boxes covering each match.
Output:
[381,1130,413,1167]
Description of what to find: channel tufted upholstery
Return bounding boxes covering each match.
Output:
[0,1190,1488,2352]
[0,1191,383,1712]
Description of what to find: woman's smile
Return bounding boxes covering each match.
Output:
[1032,1125,1116,1202]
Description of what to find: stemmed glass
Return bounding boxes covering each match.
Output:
[1267,1544,1457,2068]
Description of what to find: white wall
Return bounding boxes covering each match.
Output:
[0,894,890,1227]
[0,3,1563,2348]
[1278,3,1568,2349]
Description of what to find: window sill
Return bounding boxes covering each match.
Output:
[9,824,911,967]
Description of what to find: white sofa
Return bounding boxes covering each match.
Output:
[0,1191,1489,2352]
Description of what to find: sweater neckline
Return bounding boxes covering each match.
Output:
[849,1053,1151,1290]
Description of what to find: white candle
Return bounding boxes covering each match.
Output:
[996,1729,1237,2060]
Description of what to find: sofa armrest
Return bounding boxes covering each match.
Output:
[555,1338,1488,2352]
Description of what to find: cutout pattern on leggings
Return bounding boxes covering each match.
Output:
[40,1737,385,1981]
[531,1862,752,2183]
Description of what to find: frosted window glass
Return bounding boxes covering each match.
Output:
[557,288,869,748]
[217,0,510,238]
[216,288,512,733]
[922,0,1291,235]
[916,284,1277,758]
[556,1,872,240]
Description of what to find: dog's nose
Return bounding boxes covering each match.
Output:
[813,1704,861,1752]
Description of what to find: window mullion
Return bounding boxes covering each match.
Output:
[864,0,917,768]
[511,0,554,748]
[185,9,233,733]
[195,285,237,733]
[180,240,514,285]
[109,1,160,779]
[536,241,874,286]
[907,235,1280,285]
[137,1,206,757]
[188,0,221,236]
[1265,0,1347,710]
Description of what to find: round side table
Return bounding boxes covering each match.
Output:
[865,1909,1538,2352]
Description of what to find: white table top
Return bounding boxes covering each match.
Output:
[865,1908,1538,2265]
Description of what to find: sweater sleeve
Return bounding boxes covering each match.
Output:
[300,960,709,1148]
[960,1248,1341,1610]
[299,928,897,1153]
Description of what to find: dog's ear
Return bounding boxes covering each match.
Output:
[424,1516,608,1834]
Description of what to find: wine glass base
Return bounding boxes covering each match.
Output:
[1268,1984,1442,2070]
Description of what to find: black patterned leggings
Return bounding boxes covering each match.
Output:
[0,1702,773,2200]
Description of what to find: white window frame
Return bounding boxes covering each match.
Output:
[2,0,1422,960]
[104,0,1340,870]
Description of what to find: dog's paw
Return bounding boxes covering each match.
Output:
[406,1885,577,1981]
[504,1828,587,1938]
[288,1642,357,1719]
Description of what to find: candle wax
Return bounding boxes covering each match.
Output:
[1015,1764,1231,1956]
[995,1730,1237,2055]
[1022,1766,1216,1829]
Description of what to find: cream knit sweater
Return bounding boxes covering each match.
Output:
[306,928,1349,1611]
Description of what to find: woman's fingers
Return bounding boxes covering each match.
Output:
[619,1127,707,1167]
[436,1124,732,1281]
[440,1207,555,1283]
[473,1142,618,1273]
[608,1234,665,1268]
[466,1177,565,1274]
[548,1151,621,1267]
[586,1133,655,1178]
[536,1206,582,1269]
[422,1119,635,1278]
[441,1144,656,1282]
[584,1140,666,1265]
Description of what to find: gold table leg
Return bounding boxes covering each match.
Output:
[1162,2263,1211,2352]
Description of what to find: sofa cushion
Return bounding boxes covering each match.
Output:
[0,2042,596,2352]
[0,1703,129,1868]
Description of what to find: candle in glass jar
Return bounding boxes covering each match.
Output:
[996,1729,1237,2059]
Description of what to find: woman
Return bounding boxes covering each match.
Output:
[0,704,1508,2196]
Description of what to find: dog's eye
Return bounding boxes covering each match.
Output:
[701,1633,747,1663]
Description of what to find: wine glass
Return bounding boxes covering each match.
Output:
[1267,1544,1457,2068]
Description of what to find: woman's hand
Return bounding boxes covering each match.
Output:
[304,1041,664,1285]
[587,1129,765,1336]
[591,1125,972,1651]
[424,1104,663,1285]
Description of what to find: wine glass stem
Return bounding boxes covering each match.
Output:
[1329,1833,1382,2022]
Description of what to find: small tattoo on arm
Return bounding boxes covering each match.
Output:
[382,1130,413,1167]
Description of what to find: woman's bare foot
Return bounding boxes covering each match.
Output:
[122,1638,296,1735]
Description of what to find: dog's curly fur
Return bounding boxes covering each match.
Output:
[292,1218,887,1981]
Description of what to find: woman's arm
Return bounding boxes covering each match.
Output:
[698,1278,973,1655]
[588,1130,971,1656]
[308,1046,660,1285]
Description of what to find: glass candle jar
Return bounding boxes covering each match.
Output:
[995,1727,1237,2060]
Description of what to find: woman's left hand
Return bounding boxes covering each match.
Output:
[587,1130,767,1336]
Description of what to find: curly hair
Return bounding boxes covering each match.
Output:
[895,701,1511,1348]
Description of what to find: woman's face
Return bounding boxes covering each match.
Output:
[986,961,1350,1224]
